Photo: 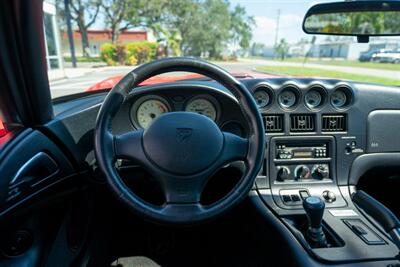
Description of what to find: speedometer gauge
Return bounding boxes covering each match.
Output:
[185,98,217,121]
[136,98,169,129]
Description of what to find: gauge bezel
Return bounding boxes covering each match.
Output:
[130,95,171,129]
[330,85,353,110]
[253,84,274,110]
[304,85,327,110]
[184,95,220,122]
[278,85,301,110]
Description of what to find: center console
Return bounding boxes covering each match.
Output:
[268,136,347,211]
[256,135,399,264]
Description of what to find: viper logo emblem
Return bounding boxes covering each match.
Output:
[176,128,193,144]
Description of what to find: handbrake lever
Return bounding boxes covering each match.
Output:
[352,190,400,250]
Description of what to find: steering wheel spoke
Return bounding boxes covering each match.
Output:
[160,203,204,221]
[114,130,145,161]
[217,132,249,166]
[160,174,206,204]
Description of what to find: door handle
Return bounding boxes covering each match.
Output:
[9,152,59,186]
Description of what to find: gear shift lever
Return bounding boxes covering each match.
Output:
[303,196,328,248]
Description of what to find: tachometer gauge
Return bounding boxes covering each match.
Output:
[185,98,217,121]
[136,98,169,129]
[254,90,271,108]
[305,90,322,109]
[278,89,297,109]
[331,90,347,108]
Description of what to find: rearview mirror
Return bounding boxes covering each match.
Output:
[303,1,400,39]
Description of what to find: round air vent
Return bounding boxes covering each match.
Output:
[253,85,274,109]
[331,86,353,109]
[278,85,300,110]
[305,85,327,110]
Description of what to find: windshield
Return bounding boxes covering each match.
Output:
[46,0,400,98]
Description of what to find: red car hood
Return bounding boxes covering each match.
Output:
[85,72,276,92]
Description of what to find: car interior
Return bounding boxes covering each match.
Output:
[1,1,400,267]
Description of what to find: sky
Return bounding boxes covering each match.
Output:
[228,0,333,46]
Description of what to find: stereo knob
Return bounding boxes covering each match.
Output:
[295,165,311,180]
[312,165,329,180]
[277,166,291,181]
[322,190,336,203]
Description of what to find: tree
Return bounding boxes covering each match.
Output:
[69,0,101,57]
[64,0,77,67]
[275,38,289,60]
[170,0,232,58]
[101,0,139,43]
[251,42,266,56]
[230,5,255,50]
[201,0,232,58]
[164,0,200,55]
[136,0,181,55]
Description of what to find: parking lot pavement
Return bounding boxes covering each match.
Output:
[50,66,132,98]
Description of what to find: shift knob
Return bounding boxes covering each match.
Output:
[303,196,325,229]
[303,196,327,248]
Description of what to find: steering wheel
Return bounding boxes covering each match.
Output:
[95,57,265,224]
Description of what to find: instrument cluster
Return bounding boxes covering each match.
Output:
[131,95,219,129]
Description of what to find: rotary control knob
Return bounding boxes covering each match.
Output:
[322,190,336,203]
[295,165,311,180]
[312,165,329,180]
[277,166,291,181]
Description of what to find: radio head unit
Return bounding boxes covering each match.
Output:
[276,143,328,159]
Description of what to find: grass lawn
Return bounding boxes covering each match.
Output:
[255,65,400,87]
[315,60,400,71]
[64,56,103,63]
[250,56,400,71]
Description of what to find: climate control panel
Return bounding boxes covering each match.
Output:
[268,136,341,209]
[276,164,330,182]
[270,136,335,184]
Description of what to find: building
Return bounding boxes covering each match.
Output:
[301,39,400,60]
[366,39,399,52]
[307,42,369,60]
[43,0,64,80]
[289,44,312,58]
[62,30,150,57]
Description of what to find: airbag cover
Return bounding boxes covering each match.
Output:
[143,112,223,175]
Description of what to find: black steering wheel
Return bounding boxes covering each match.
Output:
[95,57,265,224]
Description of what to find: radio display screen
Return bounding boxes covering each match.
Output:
[293,151,313,158]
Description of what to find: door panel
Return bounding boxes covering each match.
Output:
[0,129,78,266]
[0,129,75,215]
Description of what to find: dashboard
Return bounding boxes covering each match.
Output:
[48,76,400,264]
[53,76,400,197]
[125,80,354,132]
